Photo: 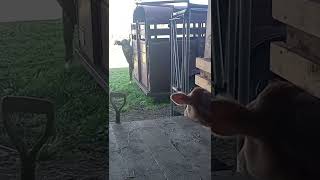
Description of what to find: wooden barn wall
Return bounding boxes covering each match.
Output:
[100,0,109,70]
[78,0,94,63]
[271,0,320,98]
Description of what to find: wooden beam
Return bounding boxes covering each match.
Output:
[272,0,320,39]
[195,74,212,93]
[196,57,211,73]
[75,48,108,92]
[286,25,320,65]
[200,71,211,81]
[270,42,320,98]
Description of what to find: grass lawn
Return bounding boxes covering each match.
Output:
[109,67,169,112]
[0,20,107,158]
[0,18,168,168]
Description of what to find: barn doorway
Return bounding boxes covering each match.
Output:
[109,0,171,123]
[109,1,216,179]
[109,0,209,123]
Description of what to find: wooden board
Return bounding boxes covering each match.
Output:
[78,0,94,62]
[109,117,211,180]
[270,42,320,98]
[286,26,320,65]
[195,74,212,93]
[100,0,108,70]
[200,71,211,81]
[196,57,211,73]
[272,0,320,39]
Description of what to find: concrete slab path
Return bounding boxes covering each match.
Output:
[109,116,211,180]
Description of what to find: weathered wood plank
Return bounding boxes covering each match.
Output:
[196,57,212,73]
[286,25,320,65]
[200,71,212,81]
[78,0,94,62]
[272,0,320,38]
[195,74,212,92]
[270,42,320,98]
[110,122,166,180]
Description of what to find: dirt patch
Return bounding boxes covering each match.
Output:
[109,105,171,123]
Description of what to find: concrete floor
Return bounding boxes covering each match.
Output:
[109,116,211,180]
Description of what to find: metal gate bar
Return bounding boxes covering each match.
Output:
[211,0,226,95]
[225,0,239,98]
[211,0,253,175]
[238,0,252,105]
[169,5,196,116]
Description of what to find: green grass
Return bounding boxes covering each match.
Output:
[0,20,107,156]
[109,68,169,111]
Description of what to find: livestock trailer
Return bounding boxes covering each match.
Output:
[131,1,207,98]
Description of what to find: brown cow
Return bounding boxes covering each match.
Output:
[114,39,134,82]
[170,80,320,180]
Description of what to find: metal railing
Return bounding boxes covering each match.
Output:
[170,6,207,116]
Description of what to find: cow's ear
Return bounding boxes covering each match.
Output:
[170,93,192,106]
[209,99,255,136]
